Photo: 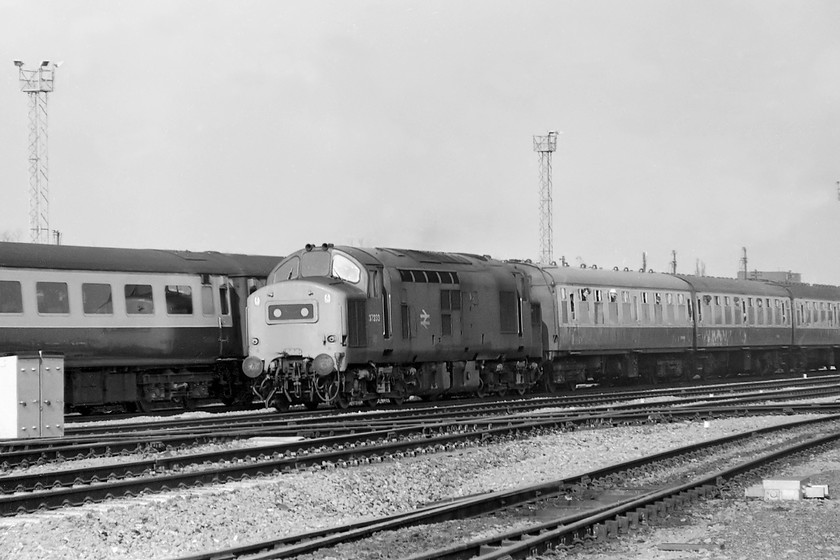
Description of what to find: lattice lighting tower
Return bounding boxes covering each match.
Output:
[533,131,558,264]
[14,60,60,244]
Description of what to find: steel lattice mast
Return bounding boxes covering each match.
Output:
[14,60,59,244]
[533,131,558,264]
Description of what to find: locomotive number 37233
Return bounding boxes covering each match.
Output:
[368,314,382,323]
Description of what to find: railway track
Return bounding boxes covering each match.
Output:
[4,374,838,465]
[162,415,840,560]
[2,379,840,472]
[57,371,840,435]
[2,397,839,517]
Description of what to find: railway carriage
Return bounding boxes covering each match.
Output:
[523,265,695,387]
[786,283,840,370]
[243,244,544,410]
[676,275,793,376]
[0,242,280,412]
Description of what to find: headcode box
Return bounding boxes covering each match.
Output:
[0,354,64,439]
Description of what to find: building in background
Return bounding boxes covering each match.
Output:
[738,270,802,283]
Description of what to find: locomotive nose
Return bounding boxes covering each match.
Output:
[312,353,335,377]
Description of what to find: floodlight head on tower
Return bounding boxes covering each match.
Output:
[13,60,23,67]
[40,60,50,67]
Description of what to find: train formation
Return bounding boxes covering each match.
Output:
[2,240,839,414]
[247,244,840,410]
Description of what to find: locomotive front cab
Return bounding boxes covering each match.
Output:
[243,245,370,410]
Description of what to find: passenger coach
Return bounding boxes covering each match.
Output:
[0,242,280,412]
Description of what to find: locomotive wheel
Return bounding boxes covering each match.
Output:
[304,401,320,411]
[515,386,526,396]
[364,397,378,407]
[391,395,405,406]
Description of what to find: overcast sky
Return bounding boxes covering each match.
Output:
[2,1,839,282]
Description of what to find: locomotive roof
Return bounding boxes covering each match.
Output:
[339,246,504,268]
[0,241,282,277]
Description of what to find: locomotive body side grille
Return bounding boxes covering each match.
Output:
[347,299,367,347]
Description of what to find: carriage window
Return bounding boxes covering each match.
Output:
[83,283,113,314]
[165,285,193,315]
[37,282,69,314]
[125,284,154,314]
[0,280,23,313]
[332,254,361,283]
[608,289,618,303]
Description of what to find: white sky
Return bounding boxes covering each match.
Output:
[1,1,839,282]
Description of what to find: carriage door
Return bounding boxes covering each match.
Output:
[209,276,234,355]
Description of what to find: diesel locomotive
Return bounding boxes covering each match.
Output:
[0,241,281,413]
[243,243,840,410]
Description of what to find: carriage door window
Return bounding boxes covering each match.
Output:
[219,285,230,315]
[202,286,215,315]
